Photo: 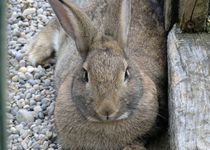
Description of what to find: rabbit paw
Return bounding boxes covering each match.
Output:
[123,145,146,150]
[25,35,54,65]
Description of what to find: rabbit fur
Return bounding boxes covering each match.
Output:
[26,0,167,149]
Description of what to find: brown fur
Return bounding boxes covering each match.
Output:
[26,0,167,149]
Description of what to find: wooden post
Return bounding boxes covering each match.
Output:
[168,25,210,150]
[179,0,209,32]
[164,0,173,31]
[164,0,179,31]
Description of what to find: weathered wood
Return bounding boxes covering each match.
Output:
[168,25,210,150]
[164,0,172,31]
[163,0,179,31]
[179,0,209,32]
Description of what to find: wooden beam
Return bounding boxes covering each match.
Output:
[179,0,209,32]
[168,25,210,149]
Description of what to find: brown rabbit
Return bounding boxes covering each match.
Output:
[27,0,167,149]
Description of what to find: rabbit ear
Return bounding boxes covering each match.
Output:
[48,0,97,58]
[104,0,131,50]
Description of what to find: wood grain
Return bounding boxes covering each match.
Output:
[168,25,210,150]
[179,0,209,32]
[164,0,172,31]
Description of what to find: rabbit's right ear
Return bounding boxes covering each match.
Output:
[48,0,97,58]
[104,0,131,51]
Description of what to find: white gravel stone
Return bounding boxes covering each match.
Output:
[10,127,18,134]
[34,105,42,113]
[19,67,27,73]
[27,66,35,73]
[19,60,26,67]
[16,109,34,123]
[12,75,19,82]
[17,99,25,108]
[23,8,36,16]
[42,141,49,150]
[21,140,28,150]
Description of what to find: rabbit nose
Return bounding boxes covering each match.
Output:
[97,110,117,121]
[96,103,118,121]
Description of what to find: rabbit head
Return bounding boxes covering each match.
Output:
[49,0,156,122]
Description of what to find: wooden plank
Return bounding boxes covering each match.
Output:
[168,25,210,150]
[163,0,179,31]
[179,0,209,32]
[164,0,172,31]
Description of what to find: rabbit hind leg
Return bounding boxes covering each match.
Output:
[26,19,64,65]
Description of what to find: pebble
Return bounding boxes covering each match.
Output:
[38,112,44,119]
[25,93,32,99]
[12,75,19,82]
[16,109,34,123]
[47,102,55,116]
[21,140,28,149]
[18,72,27,80]
[19,67,27,73]
[15,52,23,61]
[34,105,42,113]
[32,142,41,149]
[44,79,51,86]
[41,103,47,110]
[23,105,30,109]
[20,129,29,139]
[28,79,36,85]
[17,38,26,44]
[17,99,25,108]
[25,72,33,79]
[47,131,53,139]
[11,107,19,116]
[34,72,43,79]
[22,8,36,16]
[29,99,36,106]
[27,66,35,73]
[19,79,26,85]
[19,60,26,67]
[34,95,41,101]
[42,141,49,150]
[10,127,18,134]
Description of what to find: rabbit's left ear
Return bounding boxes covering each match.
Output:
[48,0,98,58]
[104,0,131,50]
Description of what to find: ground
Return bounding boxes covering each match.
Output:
[7,0,88,149]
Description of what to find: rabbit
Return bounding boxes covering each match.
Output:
[26,0,167,149]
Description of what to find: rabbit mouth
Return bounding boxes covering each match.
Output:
[86,111,131,123]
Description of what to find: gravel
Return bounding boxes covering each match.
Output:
[7,0,58,149]
[8,0,91,149]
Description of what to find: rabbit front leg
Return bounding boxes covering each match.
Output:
[26,18,65,65]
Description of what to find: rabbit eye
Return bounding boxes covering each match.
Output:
[82,68,89,82]
[124,68,129,81]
